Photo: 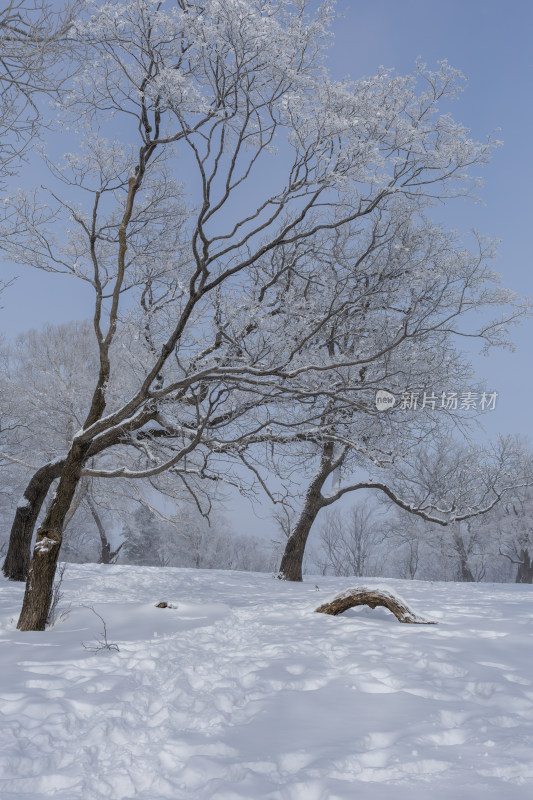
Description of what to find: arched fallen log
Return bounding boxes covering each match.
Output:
[315,587,437,624]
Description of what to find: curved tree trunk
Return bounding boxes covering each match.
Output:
[278,491,325,581]
[278,443,336,582]
[2,459,65,581]
[315,587,436,624]
[86,494,123,564]
[17,441,88,631]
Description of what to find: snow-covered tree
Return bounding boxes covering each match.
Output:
[271,253,527,581]
[8,321,100,457]
[0,0,80,185]
[0,0,525,629]
[378,436,533,582]
[312,502,384,578]
[490,484,533,583]
[1,321,105,578]
[120,503,274,572]
[121,505,166,566]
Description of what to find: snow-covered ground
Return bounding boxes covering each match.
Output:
[1,565,532,799]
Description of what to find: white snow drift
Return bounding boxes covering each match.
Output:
[1,565,532,799]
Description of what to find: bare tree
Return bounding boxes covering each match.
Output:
[1,321,103,579]
[261,178,528,581]
[1,0,524,628]
[0,319,221,573]
[0,0,80,184]
[86,494,123,564]
[376,436,533,583]
[120,502,273,572]
[60,478,124,564]
[382,517,425,580]
[275,329,528,581]
[493,485,533,583]
[313,503,383,578]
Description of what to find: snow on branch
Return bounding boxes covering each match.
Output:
[315,586,436,624]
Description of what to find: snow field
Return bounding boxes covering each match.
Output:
[1,564,533,799]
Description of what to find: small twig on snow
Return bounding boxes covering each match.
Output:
[81,605,120,652]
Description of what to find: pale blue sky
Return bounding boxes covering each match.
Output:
[329,0,533,439]
[1,0,532,501]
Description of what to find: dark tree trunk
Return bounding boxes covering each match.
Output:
[278,443,336,582]
[516,549,533,583]
[453,530,475,582]
[99,540,123,565]
[17,442,88,631]
[2,459,65,581]
[315,587,436,624]
[3,424,132,582]
[278,491,325,581]
[87,495,123,564]
[459,559,475,582]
